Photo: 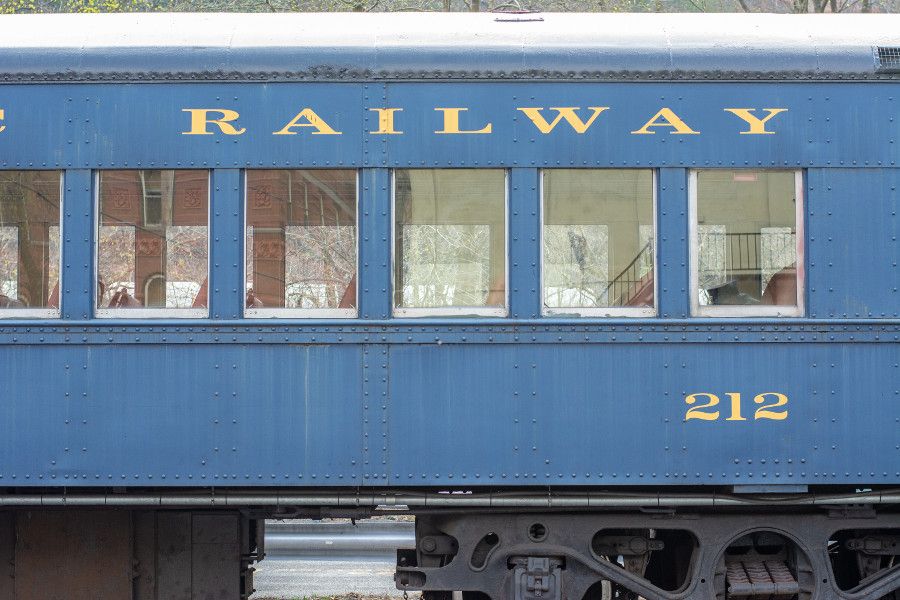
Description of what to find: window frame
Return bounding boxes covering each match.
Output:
[391,168,509,318]
[0,170,63,320]
[688,169,805,318]
[243,169,359,319]
[540,168,658,318]
[94,170,211,319]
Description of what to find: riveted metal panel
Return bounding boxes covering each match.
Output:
[0,345,364,485]
[210,170,244,320]
[60,171,94,321]
[508,169,541,319]
[387,342,899,485]
[0,58,899,497]
[379,82,897,169]
[656,168,690,319]
[808,168,900,319]
[0,84,365,170]
[363,344,391,483]
[0,322,896,346]
[358,168,392,320]
[0,83,898,169]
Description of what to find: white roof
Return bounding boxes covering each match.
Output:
[0,13,896,79]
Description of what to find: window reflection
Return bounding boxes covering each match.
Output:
[97,170,208,313]
[394,169,506,314]
[694,171,800,312]
[542,169,654,313]
[245,170,357,313]
[0,171,61,312]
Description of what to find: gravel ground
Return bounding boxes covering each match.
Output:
[252,516,418,600]
[250,557,410,599]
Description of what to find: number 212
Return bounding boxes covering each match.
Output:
[684,392,788,422]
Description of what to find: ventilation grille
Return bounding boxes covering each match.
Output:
[876,46,900,72]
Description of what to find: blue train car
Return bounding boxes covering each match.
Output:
[0,12,897,600]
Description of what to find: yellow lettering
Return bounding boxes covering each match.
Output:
[369,108,403,135]
[434,108,492,134]
[684,393,720,421]
[273,108,342,135]
[724,108,787,135]
[516,107,609,134]
[181,108,245,135]
[631,108,699,135]
[0,109,5,133]
[753,393,789,420]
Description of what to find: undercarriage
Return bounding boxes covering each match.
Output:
[395,509,900,600]
[0,489,896,599]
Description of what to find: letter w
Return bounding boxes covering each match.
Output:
[517,107,609,134]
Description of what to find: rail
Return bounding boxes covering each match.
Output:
[264,520,414,558]
[0,490,898,508]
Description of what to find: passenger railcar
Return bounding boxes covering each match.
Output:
[0,12,897,600]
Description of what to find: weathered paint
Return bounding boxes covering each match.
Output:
[0,17,896,491]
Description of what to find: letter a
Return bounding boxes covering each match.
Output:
[516,107,609,134]
[273,109,342,135]
[632,108,699,135]
[724,108,787,135]
[182,108,246,135]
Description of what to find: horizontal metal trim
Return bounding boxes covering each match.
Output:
[0,489,897,508]
[694,306,805,318]
[393,307,509,318]
[0,332,893,347]
[95,308,209,319]
[543,307,657,318]
[245,308,357,319]
[0,309,59,319]
[0,318,897,328]
[0,71,895,84]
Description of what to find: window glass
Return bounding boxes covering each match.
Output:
[693,170,801,313]
[394,169,506,314]
[0,171,61,313]
[245,170,356,314]
[542,170,654,314]
[97,170,208,314]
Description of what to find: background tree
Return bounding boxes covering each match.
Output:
[0,0,892,14]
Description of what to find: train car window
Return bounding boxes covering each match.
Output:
[393,169,507,317]
[244,170,357,318]
[690,170,804,317]
[96,170,209,318]
[542,169,655,317]
[0,171,62,318]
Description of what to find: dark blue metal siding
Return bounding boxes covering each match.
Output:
[656,168,691,319]
[0,77,896,488]
[0,83,898,169]
[0,345,365,484]
[808,169,900,319]
[60,170,94,321]
[386,343,898,486]
[0,332,895,486]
